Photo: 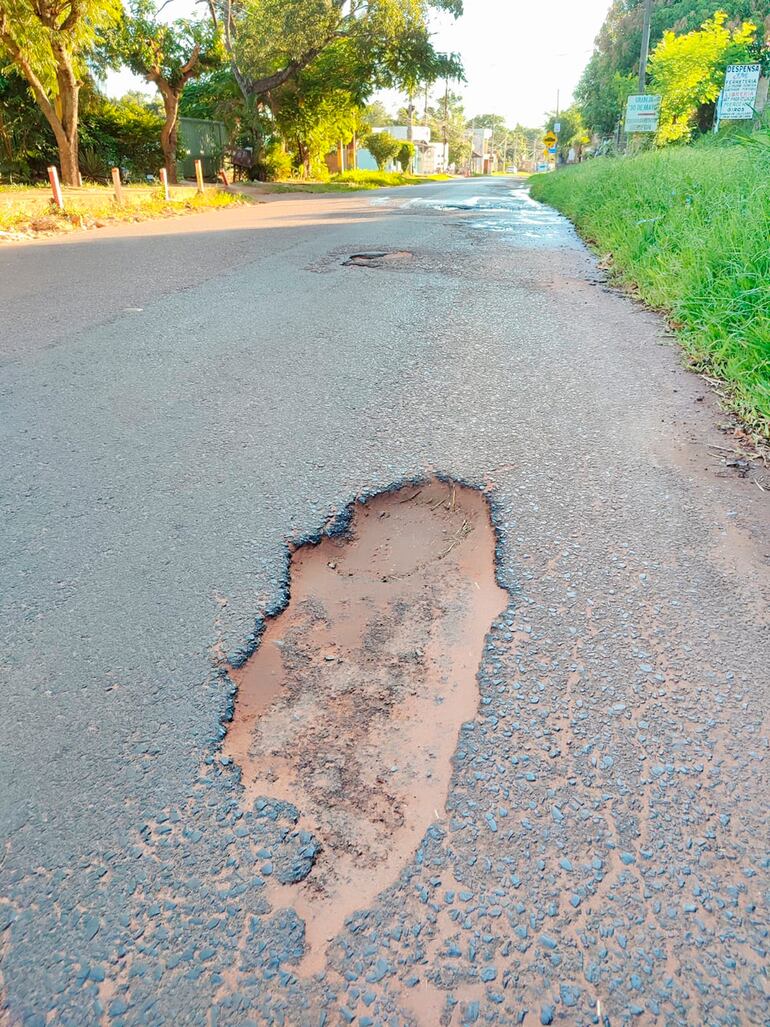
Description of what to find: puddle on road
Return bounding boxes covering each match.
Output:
[225,478,508,972]
[405,189,581,248]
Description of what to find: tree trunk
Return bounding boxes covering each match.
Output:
[56,133,79,186]
[53,45,80,185]
[159,87,181,184]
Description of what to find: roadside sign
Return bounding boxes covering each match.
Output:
[543,131,557,146]
[547,145,557,154]
[553,121,561,134]
[720,64,761,120]
[625,94,662,133]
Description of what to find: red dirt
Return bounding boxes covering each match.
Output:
[224,478,507,972]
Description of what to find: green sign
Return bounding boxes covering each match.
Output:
[625,94,662,133]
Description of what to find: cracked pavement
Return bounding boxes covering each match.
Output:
[1,177,768,1026]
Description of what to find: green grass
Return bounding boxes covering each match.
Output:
[530,145,770,436]
[262,170,451,193]
[0,186,245,236]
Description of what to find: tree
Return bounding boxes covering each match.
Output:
[365,130,400,170]
[271,40,365,177]
[0,0,119,184]
[426,90,469,166]
[210,0,463,107]
[546,105,589,161]
[363,100,393,127]
[650,11,758,143]
[397,139,414,171]
[111,0,225,182]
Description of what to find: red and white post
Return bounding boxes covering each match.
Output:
[47,166,64,209]
[194,159,204,194]
[159,167,170,201]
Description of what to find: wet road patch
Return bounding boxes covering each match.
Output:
[224,478,508,970]
[405,189,581,249]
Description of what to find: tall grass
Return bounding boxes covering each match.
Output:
[530,146,770,435]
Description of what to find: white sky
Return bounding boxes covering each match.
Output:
[104,0,612,128]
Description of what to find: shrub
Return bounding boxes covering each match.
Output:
[397,140,415,172]
[365,130,401,170]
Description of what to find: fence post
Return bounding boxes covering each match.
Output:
[159,167,170,201]
[111,167,123,205]
[194,159,204,194]
[47,166,64,209]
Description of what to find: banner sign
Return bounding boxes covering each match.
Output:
[625,94,662,133]
[720,64,762,120]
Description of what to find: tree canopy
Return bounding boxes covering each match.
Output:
[0,0,120,181]
[576,1,769,136]
[211,0,462,104]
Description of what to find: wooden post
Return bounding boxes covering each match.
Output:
[159,167,170,201]
[47,166,64,209]
[77,171,83,188]
[194,159,204,193]
[111,167,123,205]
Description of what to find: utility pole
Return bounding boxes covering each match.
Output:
[443,75,449,168]
[638,0,654,93]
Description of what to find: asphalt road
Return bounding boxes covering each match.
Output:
[1,177,768,1026]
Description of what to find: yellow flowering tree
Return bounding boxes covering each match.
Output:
[650,11,757,145]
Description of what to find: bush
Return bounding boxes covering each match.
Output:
[397,141,415,172]
[80,95,164,180]
[530,144,770,434]
[365,130,401,170]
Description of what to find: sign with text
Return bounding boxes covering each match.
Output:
[720,64,762,120]
[625,94,662,133]
[543,131,557,147]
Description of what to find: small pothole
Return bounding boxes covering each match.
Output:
[342,250,413,268]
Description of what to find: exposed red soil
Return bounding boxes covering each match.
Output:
[224,478,507,971]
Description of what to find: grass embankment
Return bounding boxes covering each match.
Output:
[530,146,770,436]
[0,183,245,238]
[264,170,451,193]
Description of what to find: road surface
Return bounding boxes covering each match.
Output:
[1,177,768,1026]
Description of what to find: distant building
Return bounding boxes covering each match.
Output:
[356,126,449,174]
[468,127,493,175]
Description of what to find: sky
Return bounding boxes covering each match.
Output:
[104,0,613,129]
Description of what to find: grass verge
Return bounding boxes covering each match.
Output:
[262,170,452,193]
[0,185,245,238]
[530,146,770,437]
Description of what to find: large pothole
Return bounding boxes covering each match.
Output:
[224,478,508,971]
